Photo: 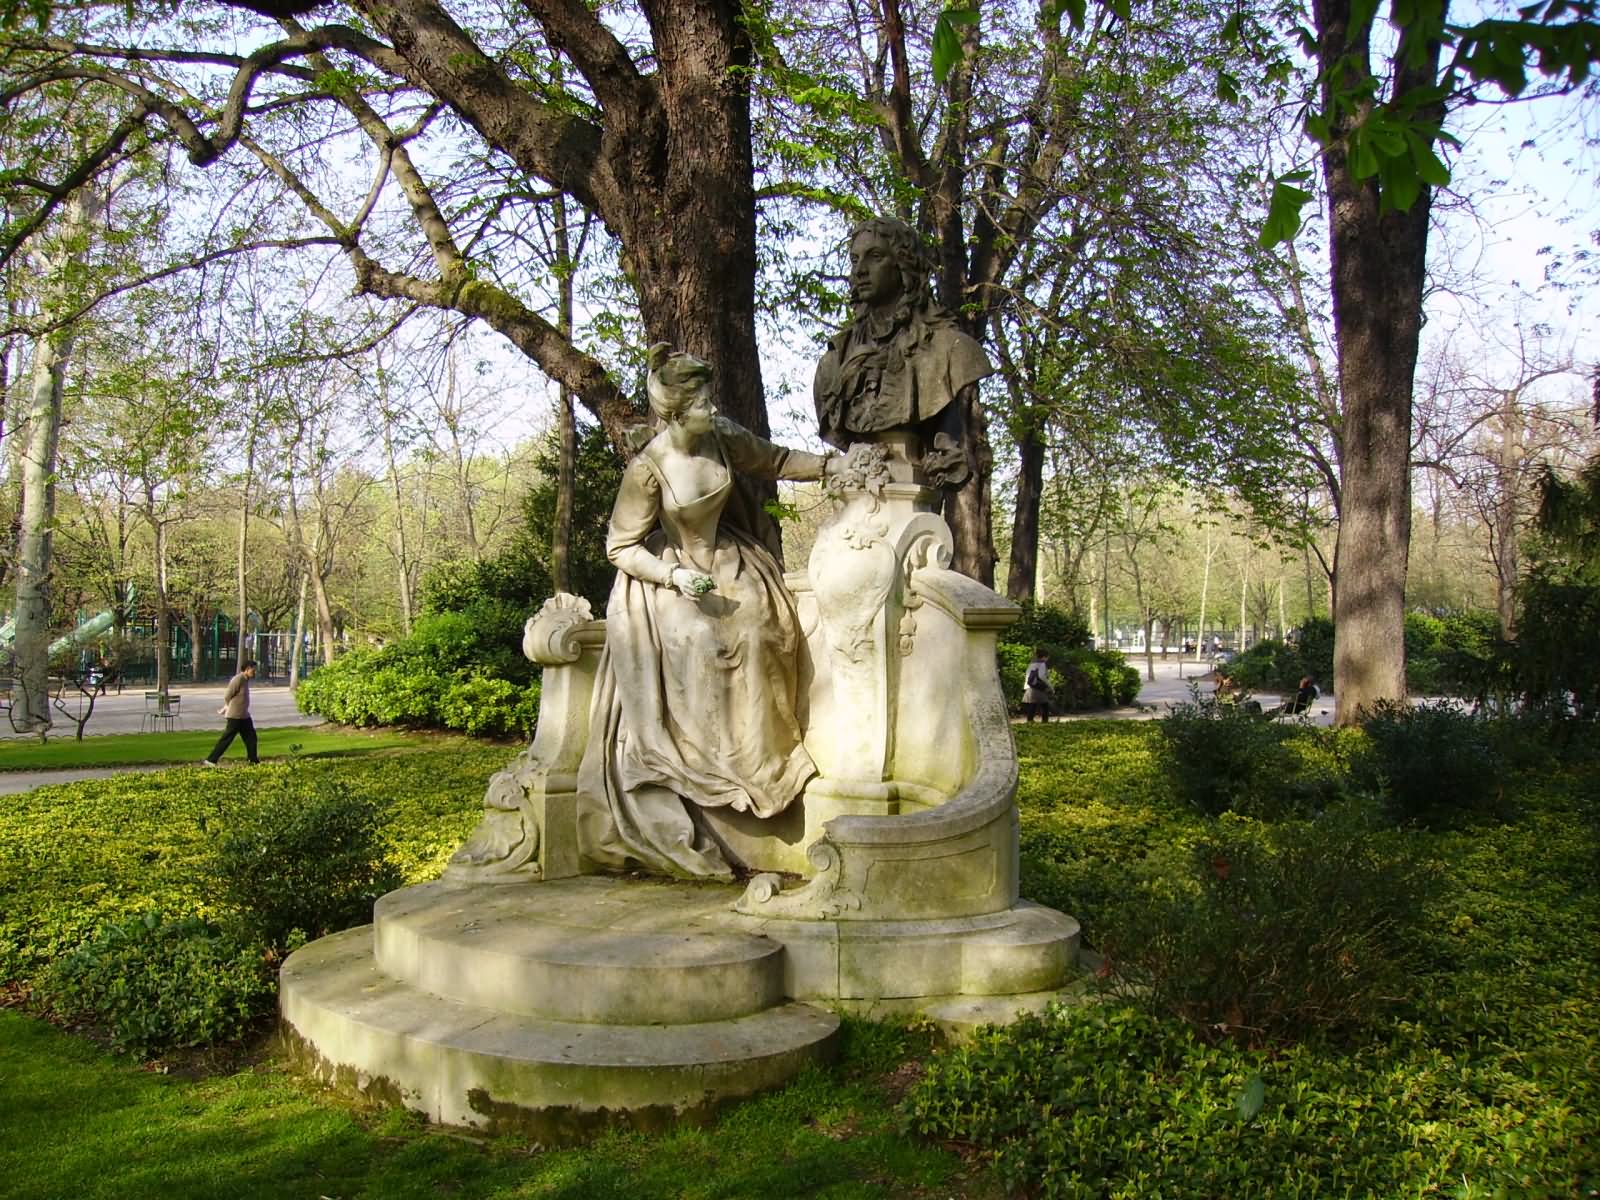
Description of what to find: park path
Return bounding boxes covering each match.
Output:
[1046,655,1335,727]
[0,684,323,796]
[1,663,1335,797]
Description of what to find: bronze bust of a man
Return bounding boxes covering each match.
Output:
[813,217,993,489]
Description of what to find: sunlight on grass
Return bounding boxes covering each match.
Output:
[0,1011,989,1200]
[0,728,432,771]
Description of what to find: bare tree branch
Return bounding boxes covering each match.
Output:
[0,235,343,339]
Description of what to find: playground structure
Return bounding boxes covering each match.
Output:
[1,612,313,684]
[0,608,117,661]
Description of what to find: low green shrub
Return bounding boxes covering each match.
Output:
[203,773,406,947]
[1157,687,1303,817]
[1515,568,1600,719]
[997,641,1032,711]
[1226,638,1304,691]
[1293,616,1335,687]
[1008,600,1093,653]
[437,674,540,739]
[1353,700,1508,827]
[1080,648,1141,707]
[1404,611,1447,693]
[37,910,276,1058]
[905,1000,1599,1200]
[1095,806,1438,1043]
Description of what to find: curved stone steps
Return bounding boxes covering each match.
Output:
[280,925,841,1140]
[373,880,783,1023]
[748,899,1081,1000]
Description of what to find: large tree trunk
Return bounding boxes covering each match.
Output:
[1316,0,1442,723]
[12,190,103,731]
[12,327,72,732]
[947,391,998,584]
[1323,182,1429,719]
[336,0,767,493]
[626,3,763,433]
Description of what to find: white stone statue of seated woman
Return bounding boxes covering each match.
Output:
[575,343,843,879]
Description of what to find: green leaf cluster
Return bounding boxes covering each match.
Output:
[37,910,277,1059]
[930,6,980,84]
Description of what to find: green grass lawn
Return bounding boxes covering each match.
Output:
[0,727,431,771]
[0,1006,989,1200]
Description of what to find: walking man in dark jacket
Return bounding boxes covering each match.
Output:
[203,659,260,765]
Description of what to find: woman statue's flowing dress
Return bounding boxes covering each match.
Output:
[576,418,825,878]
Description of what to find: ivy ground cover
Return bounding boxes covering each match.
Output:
[1,724,1596,1198]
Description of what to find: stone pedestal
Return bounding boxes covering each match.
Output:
[279,876,1079,1139]
[443,595,602,884]
[282,441,1084,1139]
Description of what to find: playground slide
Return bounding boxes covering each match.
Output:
[48,609,116,657]
[0,610,115,655]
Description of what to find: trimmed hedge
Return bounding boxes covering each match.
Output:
[999,642,1140,713]
[296,607,540,739]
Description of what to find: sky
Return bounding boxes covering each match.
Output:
[1421,89,1597,390]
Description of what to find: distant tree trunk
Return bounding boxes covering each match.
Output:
[12,190,103,732]
[0,337,11,598]
[1007,423,1046,602]
[189,611,202,682]
[308,533,336,667]
[552,192,579,595]
[554,388,576,593]
[1100,533,1112,645]
[149,504,172,696]
[289,571,308,688]
[1492,389,1523,637]
[237,424,259,665]
[1239,567,1248,650]
[379,403,415,634]
[1196,527,1215,656]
